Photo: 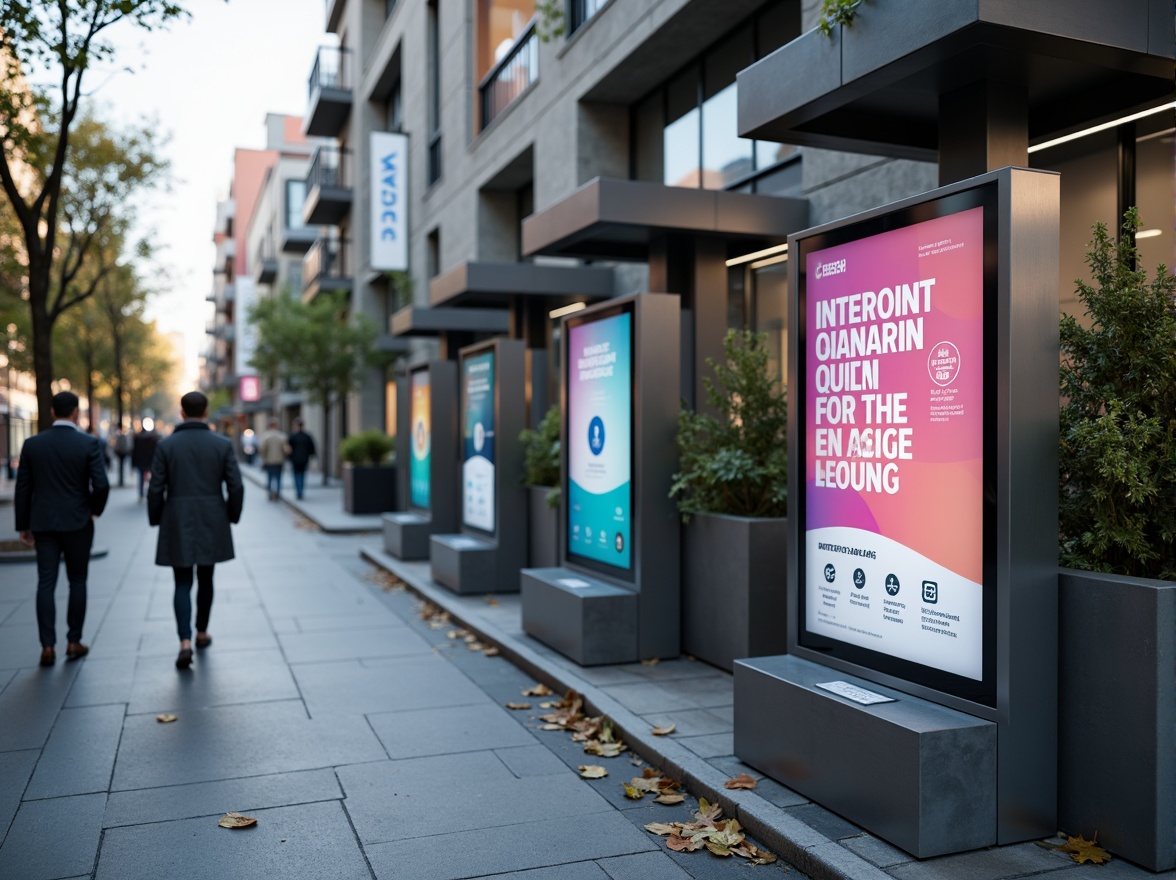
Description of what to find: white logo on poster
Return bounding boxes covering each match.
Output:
[814,258,847,279]
[927,341,961,386]
[474,421,485,453]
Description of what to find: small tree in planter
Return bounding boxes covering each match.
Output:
[671,330,788,670]
[339,429,397,514]
[1057,209,1176,870]
[519,404,561,567]
[1059,207,1176,579]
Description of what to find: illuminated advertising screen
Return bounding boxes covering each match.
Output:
[798,187,996,703]
[410,368,431,510]
[462,350,495,533]
[566,308,632,572]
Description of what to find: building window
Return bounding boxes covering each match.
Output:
[427,0,442,185]
[386,80,403,133]
[633,5,802,194]
[427,228,441,279]
[476,0,537,129]
[567,0,605,36]
[285,180,307,230]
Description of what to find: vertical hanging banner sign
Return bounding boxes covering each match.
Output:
[370,131,408,272]
[804,206,986,681]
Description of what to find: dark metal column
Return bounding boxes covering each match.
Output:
[938,80,1029,186]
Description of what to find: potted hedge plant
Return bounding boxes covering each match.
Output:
[519,404,560,567]
[1056,208,1176,871]
[340,429,397,515]
[671,330,788,670]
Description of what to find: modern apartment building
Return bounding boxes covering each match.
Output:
[300,0,1172,439]
[203,114,320,442]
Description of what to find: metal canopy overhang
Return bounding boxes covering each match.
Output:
[737,2,1175,161]
[521,177,809,261]
[428,260,615,310]
[389,306,511,338]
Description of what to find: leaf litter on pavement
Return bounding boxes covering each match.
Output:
[1038,833,1112,865]
[645,798,778,864]
[218,812,258,829]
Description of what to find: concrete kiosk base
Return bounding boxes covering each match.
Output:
[520,568,637,666]
[734,654,997,858]
[431,533,519,594]
[382,512,434,561]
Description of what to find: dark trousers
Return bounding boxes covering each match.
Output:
[116,454,127,487]
[173,565,215,642]
[292,468,307,499]
[34,522,94,647]
[265,464,283,496]
[137,467,149,498]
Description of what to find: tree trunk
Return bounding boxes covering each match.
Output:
[28,271,55,431]
[321,390,332,486]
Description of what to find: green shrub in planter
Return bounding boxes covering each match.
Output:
[671,330,787,521]
[1059,207,1176,579]
[519,404,561,509]
[339,430,395,467]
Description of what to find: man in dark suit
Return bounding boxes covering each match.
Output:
[148,390,244,669]
[15,391,110,666]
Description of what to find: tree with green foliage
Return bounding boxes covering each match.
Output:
[1059,208,1176,579]
[0,0,187,427]
[249,290,379,485]
[671,330,788,521]
[519,403,561,508]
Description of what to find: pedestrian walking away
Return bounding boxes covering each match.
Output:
[13,391,110,667]
[147,390,244,669]
[113,424,133,487]
[259,418,290,500]
[131,417,161,501]
[286,417,316,500]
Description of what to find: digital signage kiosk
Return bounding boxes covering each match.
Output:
[429,338,527,593]
[521,292,680,665]
[382,360,458,560]
[735,167,1059,856]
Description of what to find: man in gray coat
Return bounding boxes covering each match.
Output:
[147,391,244,669]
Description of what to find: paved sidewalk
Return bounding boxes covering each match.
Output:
[0,482,797,879]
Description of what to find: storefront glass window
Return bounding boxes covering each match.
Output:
[701,84,751,189]
[752,261,788,382]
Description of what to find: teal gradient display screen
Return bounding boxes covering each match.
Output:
[567,310,632,571]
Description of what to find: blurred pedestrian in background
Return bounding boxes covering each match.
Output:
[131,417,160,502]
[259,419,289,501]
[286,418,316,500]
[147,391,244,669]
[14,391,109,667]
[113,425,133,487]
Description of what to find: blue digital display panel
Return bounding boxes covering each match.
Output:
[567,310,632,570]
[462,350,495,532]
[410,368,431,510]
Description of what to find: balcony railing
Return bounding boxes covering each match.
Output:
[302,231,352,301]
[479,22,538,130]
[307,145,350,191]
[307,45,350,98]
[255,237,279,284]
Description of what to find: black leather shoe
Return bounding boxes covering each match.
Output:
[39,647,56,667]
[195,633,212,650]
[175,647,193,669]
[65,642,89,661]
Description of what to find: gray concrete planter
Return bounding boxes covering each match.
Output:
[342,463,397,515]
[1058,568,1176,872]
[527,485,558,569]
[682,512,788,671]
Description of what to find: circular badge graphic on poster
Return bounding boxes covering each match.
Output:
[588,416,606,455]
[414,420,428,457]
[473,421,485,453]
[927,341,961,387]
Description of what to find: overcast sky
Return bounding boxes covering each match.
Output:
[85,0,331,384]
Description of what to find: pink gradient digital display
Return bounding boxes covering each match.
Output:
[803,206,986,680]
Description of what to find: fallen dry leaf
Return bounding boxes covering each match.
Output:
[523,683,554,697]
[217,812,257,829]
[644,822,679,835]
[155,714,178,724]
[505,702,532,711]
[485,595,499,606]
[466,641,486,652]
[641,657,660,666]
[622,782,644,800]
[539,723,564,731]
[667,833,702,852]
[584,740,627,758]
[628,776,661,794]
[482,646,500,657]
[650,723,676,736]
[724,773,757,790]
[655,792,685,805]
[578,765,608,779]
[1039,834,1112,865]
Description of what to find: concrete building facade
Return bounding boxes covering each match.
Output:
[300,0,1172,440]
